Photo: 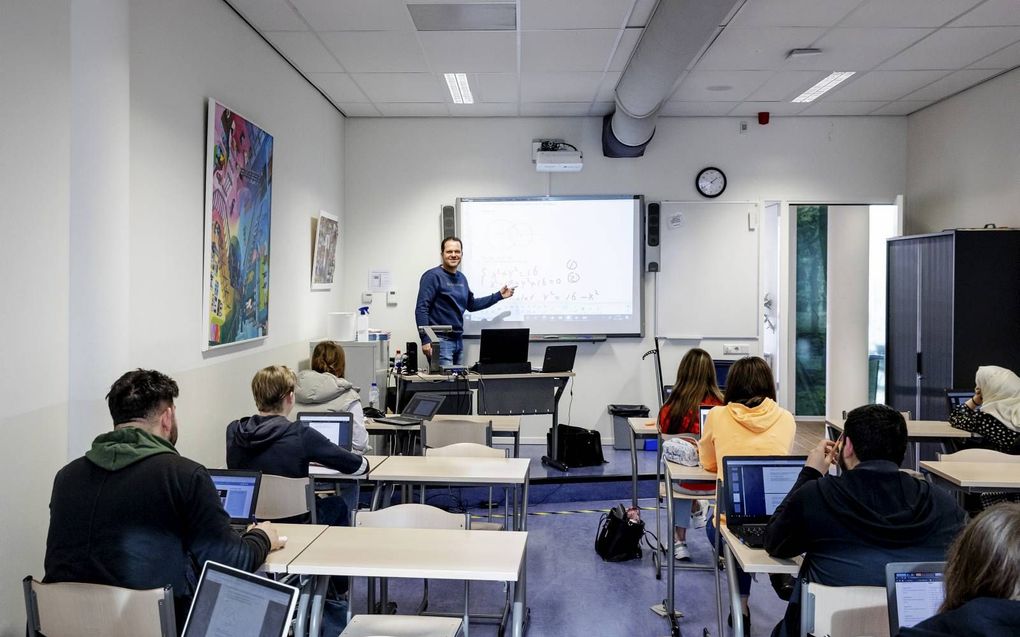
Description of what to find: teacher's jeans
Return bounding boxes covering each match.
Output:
[436,336,464,366]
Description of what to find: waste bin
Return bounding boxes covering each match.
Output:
[608,404,651,450]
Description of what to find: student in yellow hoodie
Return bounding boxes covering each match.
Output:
[699,356,795,636]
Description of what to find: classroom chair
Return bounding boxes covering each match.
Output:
[937,448,1020,463]
[340,614,463,637]
[424,442,509,531]
[23,577,176,637]
[255,474,316,523]
[799,581,889,637]
[421,419,492,449]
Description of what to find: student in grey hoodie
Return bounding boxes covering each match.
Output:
[294,340,369,454]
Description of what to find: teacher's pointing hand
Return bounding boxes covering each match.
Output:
[500,285,516,299]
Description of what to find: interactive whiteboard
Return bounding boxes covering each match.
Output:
[655,201,759,338]
[458,196,643,337]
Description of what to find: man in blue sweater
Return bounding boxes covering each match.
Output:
[415,236,514,366]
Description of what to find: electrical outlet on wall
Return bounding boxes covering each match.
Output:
[723,343,750,355]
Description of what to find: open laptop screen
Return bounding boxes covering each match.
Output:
[478,328,530,364]
[183,561,298,637]
[404,392,445,419]
[886,562,945,631]
[207,470,260,524]
[723,456,806,521]
[297,411,354,450]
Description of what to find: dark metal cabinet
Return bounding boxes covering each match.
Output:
[886,230,1020,420]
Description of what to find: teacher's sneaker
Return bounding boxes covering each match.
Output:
[673,542,691,561]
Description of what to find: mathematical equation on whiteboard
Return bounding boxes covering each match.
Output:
[477,262,602,302]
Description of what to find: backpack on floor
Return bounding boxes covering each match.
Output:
[548,424,605,468]
[595,504,648,562]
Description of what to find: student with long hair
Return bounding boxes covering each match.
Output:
[658,348,723,560]
[898,503,1020,636]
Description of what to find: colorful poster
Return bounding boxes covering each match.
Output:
[203,99,273,350]
[311,210,340,290]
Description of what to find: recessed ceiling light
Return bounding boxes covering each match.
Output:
[706,85,733,92]
[787,48,822,59]
[444,73,474,104]
[792,71,855,103]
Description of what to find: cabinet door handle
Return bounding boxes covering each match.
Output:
[916,352,923,375]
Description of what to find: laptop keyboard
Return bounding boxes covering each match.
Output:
[731,524,767,548]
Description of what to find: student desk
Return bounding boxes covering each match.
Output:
[286,526,529,637]
[826,418,975,469]
[919,461,1020,493]
[717,524,801,637]
[367,455,532,531]
[627,417,659,508]
[308,455,390,478]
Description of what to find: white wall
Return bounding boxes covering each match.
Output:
[0,0,347,632]
[344,115,907,441]
[906,67,1020,234]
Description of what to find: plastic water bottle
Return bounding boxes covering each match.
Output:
[368,382,379,409]
[393,349,402,375]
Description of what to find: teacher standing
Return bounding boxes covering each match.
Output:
[415,236,514,366]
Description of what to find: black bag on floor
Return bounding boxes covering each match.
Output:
[595,504,645,562]
[547,423,605,468]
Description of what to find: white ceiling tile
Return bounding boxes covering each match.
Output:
[319,31,428,73]
[880,27,1020,70]
[842,0,983,27]
[902,68,999,100]
[337,102,381,117]
[521,30,621,72]
[596,72,622,101]
[476,73,519,102]
[748,71,829,101]
[229,0,307,31]
[697,27,828,71]
[608,28,641,72]
[786,28,933,71]
[627,0,658,28]
[672,71,774,101]
[263,32,343,72]
[520,102,594,116]
[831,70,949,100]
[951,0,1020,26]
[971,40,1020,68]
[448,103,520,116]
[418,31,518,73]
[521,72,604,102]
[521,0,633,30]
[730,0,864,27]
[871,100,935,115]
[659,102,739,116]
[352,73,446,102]
[375,103,451,116]
[290,0,415,31]
[307,73,368,102]
[798,100,888,115]
[729,101,811,116]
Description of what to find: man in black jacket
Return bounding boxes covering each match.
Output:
[226,365,368,525]
[764,404,965,637]
[45,369,284,632]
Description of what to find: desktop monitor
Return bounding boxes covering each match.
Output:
[478,328,530,364]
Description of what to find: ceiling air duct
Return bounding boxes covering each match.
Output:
[603,0,743,158]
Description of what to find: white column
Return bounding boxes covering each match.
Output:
[826,206,871,419]
[68,0,131,454]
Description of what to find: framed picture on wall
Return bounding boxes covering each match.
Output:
[202,98,274,350]
[311,210,340,290]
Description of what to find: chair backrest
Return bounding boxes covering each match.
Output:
[899,411,912,421]
[353,503,468,530]
[938,448,1020,463]
[801,581,889,637]
[255,474,315,522]
[425,442,507,459]
[24,577,176,637]
[421,419,492,449]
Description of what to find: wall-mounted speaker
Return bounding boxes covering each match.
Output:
[645,202,660,272]
[440,205,457,240]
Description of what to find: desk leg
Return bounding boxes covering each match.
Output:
[666,463,676,619]
[914,441,921,472]
[629,429,639,509]
[514,431,520,459]
[294,576,310,637]
[520,476,530,532]
[541,378,570,472]
[724,543,743,637]
[512,547,526,637]
[308,575,328,637]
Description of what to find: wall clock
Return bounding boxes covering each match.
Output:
[696,167,726,198]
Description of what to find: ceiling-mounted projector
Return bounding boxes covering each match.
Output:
[535,150,583,172]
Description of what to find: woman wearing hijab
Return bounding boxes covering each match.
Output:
[949,365,1020,454]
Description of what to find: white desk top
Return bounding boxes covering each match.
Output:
[719,524,801,575]
[368,455,530,484]
[287,526,527,581]
[261,523,328,574]
[628,417,659,437]
[919,461,1020,489]
[663,460,717,482]
[826,418,972,439]
[309,455,389,477]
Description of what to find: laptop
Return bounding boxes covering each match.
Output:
[536,345,577,373]
[945,388,971,412]
[722,455,807,548]
[374,392,446,426]
[886,562,946,633]
[182,561,299,637]
[207,470,261,532]
[476,328,532,374]
[296,411,354,450]
[699,405,714,431]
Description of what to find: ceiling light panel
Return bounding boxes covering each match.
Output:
[408,3,516,31]
[444,73,474,103]
[792,71,856,102]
